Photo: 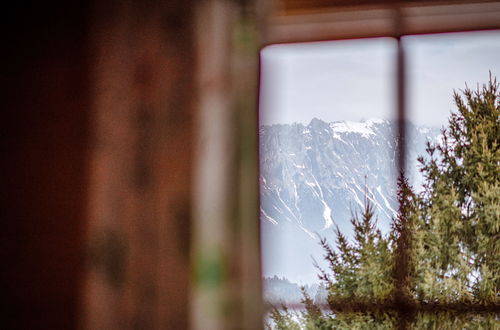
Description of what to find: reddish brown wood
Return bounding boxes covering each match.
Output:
[266,1,500,45]
[280,0,500,13]
[83,1,195,329]
[1,1,195,329]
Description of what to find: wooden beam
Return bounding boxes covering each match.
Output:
[266,1,500,44]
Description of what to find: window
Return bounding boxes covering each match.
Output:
[260,1,500,328]
[260,37,397,287]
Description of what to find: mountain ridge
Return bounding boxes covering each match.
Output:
[260,118,441,283]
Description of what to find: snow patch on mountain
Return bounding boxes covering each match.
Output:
[330,121,376,138]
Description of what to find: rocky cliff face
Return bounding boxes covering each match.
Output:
[260,118,440,283]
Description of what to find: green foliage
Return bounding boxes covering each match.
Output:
[267,305,301,330]
[415,76,500,304]
[299,287,330,329]
[319,199,394,303]
[269,76,500,328]
[411,312,499,330]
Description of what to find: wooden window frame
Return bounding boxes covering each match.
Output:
[259,0,500,327]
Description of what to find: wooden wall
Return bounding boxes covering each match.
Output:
[1,0,262,329]
[82,1,195,329]
[2,0,196,328]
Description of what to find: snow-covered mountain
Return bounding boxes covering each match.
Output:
[260,118,440,283]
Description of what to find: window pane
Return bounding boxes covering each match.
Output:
[259,38,397,300]
[404,30,500,304]
[405,30,500,188]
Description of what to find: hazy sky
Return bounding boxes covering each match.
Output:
[259,30,500,127]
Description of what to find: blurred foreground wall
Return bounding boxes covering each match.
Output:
[1,0,261,329]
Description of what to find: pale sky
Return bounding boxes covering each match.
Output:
[259,30,500,128]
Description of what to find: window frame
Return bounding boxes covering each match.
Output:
[259,0,500,326]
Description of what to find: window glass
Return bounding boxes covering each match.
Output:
[260,31,500,327]
[406,30,500,129]
[404,30,500,304]
[259,38,397,302]
[405,31,500,183]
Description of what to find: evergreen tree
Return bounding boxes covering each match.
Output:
[268,196,397,329]
[269,76,500,329]
[414,76,500,304]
